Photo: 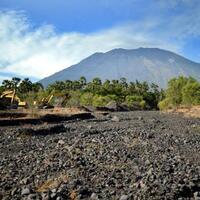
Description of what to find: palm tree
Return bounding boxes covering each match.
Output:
[11,77,21,90]
[79,76,87,88]
[2,79,13,89]
[18,78,32,93]
[92,77,102,85]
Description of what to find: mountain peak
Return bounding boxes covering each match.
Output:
[40,48,200,88]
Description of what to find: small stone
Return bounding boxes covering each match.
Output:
[138,116,143,120]
[145,159,150,165]
[146,132,154,139]
[87,125,92,129]
[120,195,128,200]
[41,193,50,200]
[57,140,65,145]
[191,124,196,128]
[147,167,153,176]
[20,177,29,184]
[194,192,200,200]
[90,192,99,200]
[50,192,56,198]
[111,116,120,122]
[21,188,30,195]
[27,194,37,200]
[11,188,17,196]
[51,188,57,193]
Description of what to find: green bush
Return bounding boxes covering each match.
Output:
[158,76,200,109]
[67,91,81,107]
[124,95,146,110]
[125,95,142,107]
[139,100,146,109]
[92,95,111,107]
[106,94,118,101]
[23,92,37,108]
[182,82,200,105]
[166,76,189,106]
[158,98,172,110]
[80,92,94,106]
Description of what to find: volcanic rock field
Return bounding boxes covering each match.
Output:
[0,111,200,200]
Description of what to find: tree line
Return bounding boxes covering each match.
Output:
[0,77,43,93]
[0,76,199,110]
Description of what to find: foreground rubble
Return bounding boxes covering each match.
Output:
[0,111,200,200]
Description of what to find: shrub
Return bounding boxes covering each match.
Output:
[67,91,81,107]
[158,98,172,110]
[106,94,118,101]
[182,82,200,106]
[80,92,94,106]
[125,95,142,106]
[158,76,200,109]
[139,100,146,109]
[124,95,145,110]
[92,95,111,107]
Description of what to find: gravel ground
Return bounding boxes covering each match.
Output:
[0,111,200,200]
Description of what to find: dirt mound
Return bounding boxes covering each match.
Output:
[0,111,28,119]
[0,112,94,126]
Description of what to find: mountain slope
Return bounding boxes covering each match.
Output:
[40,48,200,88]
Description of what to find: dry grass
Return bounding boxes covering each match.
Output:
[36,174,78,200]
[36,107,87,116]
[70,190,77,200]
[36,174,68,193]
[167,106,200,118]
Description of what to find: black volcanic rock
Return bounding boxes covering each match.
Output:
[1,111,200,199]
[40,48,200,87]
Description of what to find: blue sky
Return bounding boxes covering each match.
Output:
[0,0,150,32]
[0,0,200,81]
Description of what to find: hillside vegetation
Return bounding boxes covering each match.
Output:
[0,76,199,110]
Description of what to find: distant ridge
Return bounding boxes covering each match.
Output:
[39,47,200,88]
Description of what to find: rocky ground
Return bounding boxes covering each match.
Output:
[0,111,200,200]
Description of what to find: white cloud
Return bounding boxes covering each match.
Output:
[0,10,188,81]
[157,0,200,37]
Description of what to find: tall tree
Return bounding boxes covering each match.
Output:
[18,78,33,93]
[79,76,87,88]
[11,77,21,90]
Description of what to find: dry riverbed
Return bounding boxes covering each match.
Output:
[0,111,200,200]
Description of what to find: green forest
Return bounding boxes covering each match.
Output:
[0,76,199,110]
